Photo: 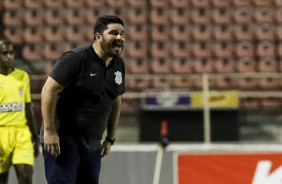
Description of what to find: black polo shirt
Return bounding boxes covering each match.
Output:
[41,44,125,151]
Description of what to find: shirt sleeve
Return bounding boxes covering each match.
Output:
[23,72,31,103]
[50,51,82,87]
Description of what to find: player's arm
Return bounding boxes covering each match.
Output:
[41,76,64,157]
[101,95,122,157]
[25,102,39,157]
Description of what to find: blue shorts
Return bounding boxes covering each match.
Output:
[42,143,101,184]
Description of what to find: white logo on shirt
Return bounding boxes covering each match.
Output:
[114,71,122,85]
[90,73,97,77]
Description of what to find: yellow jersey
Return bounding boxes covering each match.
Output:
[0,69,31,126]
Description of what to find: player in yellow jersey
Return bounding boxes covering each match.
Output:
[0,39,39,184]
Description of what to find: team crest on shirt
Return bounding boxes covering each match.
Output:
[18,87,24,96]
[114,71,122,85]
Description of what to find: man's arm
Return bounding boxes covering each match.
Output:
[25,102,39,157]
[41,77,64,157]
[101,95,122,157]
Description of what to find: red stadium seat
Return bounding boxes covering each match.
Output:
[190,8,211,24]
[191,0,210,7]
[253,0,273,6]
[274,0,282,6]
[214,57,235,73]
[150,7,169,24]
[43,26,64,42]
[125,41,147,57]
[211,8,231,24]
[260,97,281,110]
[127,57,149,74]
[233,24,254,41]
[126,78,149,92]
[211,75,235,90]
[23,0,42,8]
[257,57,278,72]
[43,0,63,8]
[232,0,252,7]
[256,41,275,57]
[151,77,171,89]
[255,24,275,41]
[275,25,282,41]
[235,41,255,57]
[274,8,282,23]
[170,76,194,89]
[212,0,231,7]
[22,27,43,43]
[64,25,85,43]
[191,24,211,41]
[127,24,148,41]
[233,7,253,24]
[170,41,191,58]
[170,8,190,24]
[64,0,84,7]
[127,0,147,7]
[213,41,233,58]
[84,0,105,7]
[151,41,170,58]
[106,0,126,7]
[212,24,232,41]
[106,8,126,21]
[3,10,22,26]
[3,27,22,44]
[84,8,101,24]
[126,7,147,24]
[3,0,22,9]
[170,25,190,41]
[22,44,42,61]
[237,76,258,90]
[150,57,171,73]
[171,57,192,73]
[44,9,64,26]
[42,43,65,61]
[150,0,169,7]
[23,9,43,26]
[192,42,212,58]
[64,8,85,25]
[192,57,213,73]
[150,25,170,41]
[170,0,189,7]
[258,77,279,90]
[254,7,274,23]
[240,98,260,110]
[236,57,256,73]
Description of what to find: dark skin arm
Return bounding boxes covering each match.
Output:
[25,103,39,157]
[101,95,122,157]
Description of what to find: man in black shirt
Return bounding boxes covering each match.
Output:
[40,15,125,184]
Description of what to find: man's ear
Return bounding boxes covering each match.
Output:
[95,32,101,41]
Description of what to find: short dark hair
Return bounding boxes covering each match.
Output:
[93,15,124,39]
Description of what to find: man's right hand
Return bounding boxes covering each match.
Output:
[43,132,60,157]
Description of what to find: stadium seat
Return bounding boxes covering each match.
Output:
[170,24,190,41]
[232,0,252,6]
[237,76,258,90]
[191,24,211,41]
[3,27,22,44]
[127,57,149,74]
[125,41,147,57]
[170,57,192,73]
[150,0,169,7]
[42,43,65,61]
[236,57,256,72]
[192,42,212,58]
[150,7,169,24]
[233,24,254,41]
[274,8,282,23]
[64,0,84,7]
[240,98,260,110]
[260,97,281,110]
[64,25,85,43]
[151,25,170,41]
[22,44,42,61]
[23,9,43,26]
[170,41,191,57]
[257,57,277,72]
[84,8,101,24]
[3,0,22,9]
[150,57,171,73]
[257,76,279,90]
[83,25,94,40]
[126,7,147,24]
[106,0,126,7]
[253,0,273,6]
[212,0,230,7]
[190,8,211,24]
[254,7,274,23]
[213,41,233,58]
[43,0,63,8]
[3,10,22,26]
[44,9,64,26]
[274,0,282,6]
[43,26,64,42]
[235,41,255,57]
[211,75,235,90]
[233,7,253,24]
[255,24,275,41]
[191,0,210,7]
[192,57,213,73]
[277,42,282,57]
[170,0,189,7]
[212,24,232,41]
[170,76,194,89]
[64,8,85,25]
[22,27,43,43]
[170,8,189,24]
[23,0,42,8]
[256,41,275,57]
[127,24,148,41]
[214,57,235,73]
[211,7,231,24]
[106,8,126,21]
[126,78,149,92]
[127,0,147,7]
[275,25,282,41]
[151,77,171,89]
[151,41,170,58]
[84,0,105,7]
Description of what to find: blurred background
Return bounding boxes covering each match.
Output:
[1,0,282,144]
